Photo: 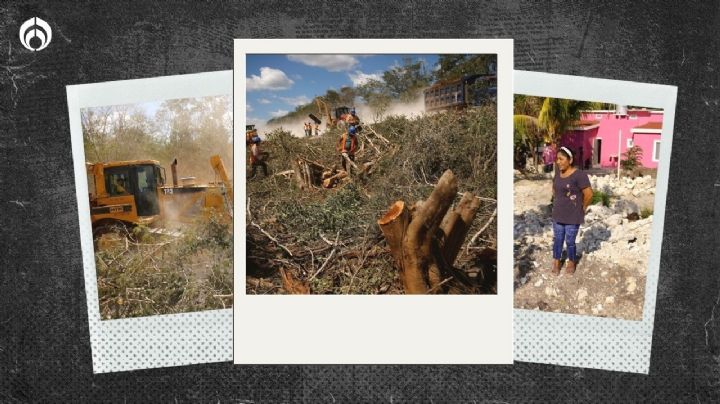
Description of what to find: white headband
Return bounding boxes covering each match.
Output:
[559,146,573,160]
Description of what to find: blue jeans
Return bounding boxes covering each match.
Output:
[552,222,580,261]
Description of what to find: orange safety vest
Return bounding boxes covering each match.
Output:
[337,133,357,154]
[250,143,262,164]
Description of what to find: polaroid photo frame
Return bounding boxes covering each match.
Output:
[513,70,677,373]
[67,71,233,373]
[235,39,514,364]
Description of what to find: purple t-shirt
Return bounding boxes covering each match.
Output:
[552,170,591,225]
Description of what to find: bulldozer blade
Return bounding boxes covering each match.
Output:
[309,114,322,125]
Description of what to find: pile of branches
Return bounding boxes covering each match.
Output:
[247,108,497,294]
[96,218,234,319]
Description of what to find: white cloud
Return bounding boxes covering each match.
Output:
[287,55,359,72]
[348,70,383,87]
[247,67,294,91]
[280,95,311,106]
[270,109,289,118]
[246,104,253,112]
[258,98,271,104]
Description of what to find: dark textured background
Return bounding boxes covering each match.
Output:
[1,0,719,402]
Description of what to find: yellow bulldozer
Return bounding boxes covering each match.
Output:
[86,155,232,237]
[309,98,359,130]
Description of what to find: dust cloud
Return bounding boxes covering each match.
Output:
[251,95,427,138]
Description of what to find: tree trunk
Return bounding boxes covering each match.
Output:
[377,170,481,294]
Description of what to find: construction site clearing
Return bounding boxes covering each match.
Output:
[87,155,234,319]
[246,106,498,295]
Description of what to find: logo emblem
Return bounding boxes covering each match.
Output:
[19,17,52,52]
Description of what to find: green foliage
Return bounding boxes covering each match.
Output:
[514,94,544,117]
[513,114,543,149]
[641,207,653,219]
[356,79,393,120]
[538,97,592,144]
[277,184,365,241]
[81,95,233,181]
[95,217,233,320]
[247,106,498,294]
[620,145,644,171]
[592,190,611,207]
[380,57,432,101]
[435,54,496,82]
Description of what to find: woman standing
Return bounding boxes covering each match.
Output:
[551,147,593,275]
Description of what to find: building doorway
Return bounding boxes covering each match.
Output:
[592,138,602,167]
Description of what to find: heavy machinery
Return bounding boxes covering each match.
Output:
[86,155,233,237]
[309,98,357,129]
[423,73,497,112]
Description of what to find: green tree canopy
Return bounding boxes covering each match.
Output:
[435,54,497,82]
[381,57,432,101]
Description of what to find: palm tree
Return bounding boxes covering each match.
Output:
[513,114,544,170]
[513,95,545,170]
[538,98,592,145]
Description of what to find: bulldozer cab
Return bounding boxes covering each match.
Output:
[334,106,350,121]
[103,164,162,217]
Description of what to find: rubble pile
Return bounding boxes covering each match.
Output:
[513,173,655,320]
[514,174,656,281]
[590,174,655,198]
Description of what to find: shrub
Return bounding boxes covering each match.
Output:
[246,106,498,294]
[96,217,233,319]
[641,207,653,219]
[620,146,643,172]
[592,190,611,207]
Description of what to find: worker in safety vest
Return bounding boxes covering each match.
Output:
[248,136,268,178]
[336,125,358,172]
[345,108,361,133]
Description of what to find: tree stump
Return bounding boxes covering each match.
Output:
[377,170,481,294]
[294,157,329,189]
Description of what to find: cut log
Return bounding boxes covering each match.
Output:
[377,170,483,294]
[362,161,375,175]
[377,201,409,285]
[322,171,348,188]
[293,160,306,189]
[402,170,457,294]
[279,268,309,294]
[294,157,329,189]
[440,192,481,265]
[341,152,358,172]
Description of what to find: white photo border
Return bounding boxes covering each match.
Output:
[67,71,233,373]
[513,70,677,374]
[235,39,514,364]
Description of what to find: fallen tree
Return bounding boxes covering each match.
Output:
[377,169,482,294]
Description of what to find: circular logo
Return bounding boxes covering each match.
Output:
[19,17,52,52]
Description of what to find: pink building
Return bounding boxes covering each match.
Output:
[560,109,664,169]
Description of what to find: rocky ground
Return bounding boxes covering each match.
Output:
[513,171,656,320]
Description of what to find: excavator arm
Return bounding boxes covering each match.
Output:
[210,155,233,217]
[312,98,335,128]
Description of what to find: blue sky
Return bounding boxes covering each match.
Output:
[246,54,439,124]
